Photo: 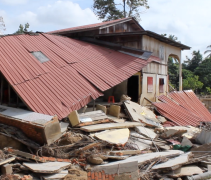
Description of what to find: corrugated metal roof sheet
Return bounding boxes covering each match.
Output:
[153,90,211,126]
[0,33,151,119]
[49,17,144,34]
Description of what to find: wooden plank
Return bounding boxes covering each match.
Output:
[80,122,143,132]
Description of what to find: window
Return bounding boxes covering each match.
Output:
[159,45,164,60]
[147,77,153,92]
[159,78,165,93]
[31,51,49,63]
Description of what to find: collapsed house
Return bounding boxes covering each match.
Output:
[49,17,190,105]
[0,17,190,120]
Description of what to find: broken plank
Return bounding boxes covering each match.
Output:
[23,162,71,173]
[152,152,193,170]
[80,122,143,132]
[110,150,142,156]
[94,128,129,145]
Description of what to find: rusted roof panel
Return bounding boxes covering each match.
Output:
[153,90,211,126]
[0,33,151,119]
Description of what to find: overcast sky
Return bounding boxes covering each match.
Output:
[0,0,210,61]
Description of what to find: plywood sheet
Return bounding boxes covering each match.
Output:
[152,152,192,170]
[80,122,143,132]
[94,128,129,145]
[135,126,157,139]
[23,162,71,173]
[167,166,203,178]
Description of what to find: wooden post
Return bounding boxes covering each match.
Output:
[179,53,182,91]
[8,84,11,106]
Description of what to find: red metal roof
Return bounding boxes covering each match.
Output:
[48,17,144,34]
[153,90,211,126]
[0,33,151,119]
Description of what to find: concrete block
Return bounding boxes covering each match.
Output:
[1,163,13,175]
[96,104,107,114]
[108,105,120,118]
[68,110,80,127]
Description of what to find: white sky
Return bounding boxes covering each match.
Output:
[0,0,210,61]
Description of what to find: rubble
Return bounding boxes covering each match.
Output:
[1,91,211,180]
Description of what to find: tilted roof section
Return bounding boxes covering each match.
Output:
[0,33,152,119]
[49,17,144,34]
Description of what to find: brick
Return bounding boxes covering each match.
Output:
[88,177,91,180]
[63,159,71,162]
[48,157,56,161]
[95,176,98,180]
[108,175,113,180]
[99,172,102,178]
[102,175,106,180]
[57,158,63,162]
[42,157,49,161]
[95,172,98,177]
[88,172,91,177]
[91,172,95,179]
[105,174,109,178]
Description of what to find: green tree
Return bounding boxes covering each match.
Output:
[92,0,149,21]
[183,50,202,72]
[194,58,211,92]
[168,57,179,89]
[183,75,203,92]
[14,23,30,34]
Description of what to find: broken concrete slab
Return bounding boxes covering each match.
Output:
[0,105,61,145]
[152,152,193,170]
[96,104,107,114]
[23,162,71,173]
[42,170,68,180]
[157,126,188,139]
[135,126,157,139]
[6,148,45,163]
[167,165,203,178]
[93,150,184,168]
[92,160,138,175]
[94,128,129,145]
[123,101,160,127]
[60,122,69,134]
[108,105,121,118]
[1,164,13,175]
[68,110,80,127]
[80,122,143,132]
[196,129,211,145]
[157,116,167,123]
[181,137,193,147]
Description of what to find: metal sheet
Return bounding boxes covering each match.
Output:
[0,33,151,119]
[153,90,211,126]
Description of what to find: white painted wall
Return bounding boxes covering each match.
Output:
[140,73,167,106]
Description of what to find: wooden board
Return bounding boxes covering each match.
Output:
[123,101,160,127]
[80,122,143,132]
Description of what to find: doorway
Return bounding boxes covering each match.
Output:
[127,75,139,102]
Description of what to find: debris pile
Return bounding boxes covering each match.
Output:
[1,91,211,180]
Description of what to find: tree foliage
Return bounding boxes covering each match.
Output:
[204,45,211,58]
[14,23,30,34]
[92,0,149,21]
[183,75,203,91]
[183,50,202,72]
